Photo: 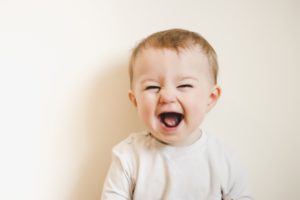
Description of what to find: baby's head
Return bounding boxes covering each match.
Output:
[128,28,221,146]
[129,28,219,88]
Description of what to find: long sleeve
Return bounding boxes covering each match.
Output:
[225,153,253,200]
[101,149,134,200]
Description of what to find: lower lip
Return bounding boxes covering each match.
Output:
[159,120,182,134]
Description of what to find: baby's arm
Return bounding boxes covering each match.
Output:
[225,154,253,200]
[101,149,134,200]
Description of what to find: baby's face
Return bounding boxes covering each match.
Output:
[129,47,220,146]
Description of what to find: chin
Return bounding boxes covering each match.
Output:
[159,134,183,145]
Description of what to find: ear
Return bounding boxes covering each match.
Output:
[128,89,137,107]
[206,85,221,112]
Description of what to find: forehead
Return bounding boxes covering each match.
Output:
[133,47,211,76]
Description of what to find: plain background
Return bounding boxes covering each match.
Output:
[0,0,299,199]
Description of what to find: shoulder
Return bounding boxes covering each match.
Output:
[203,131,241,174]
[109,131,156,176]
[111,131,152,157]
[204,131,235,159]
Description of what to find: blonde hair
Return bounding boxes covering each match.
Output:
[129,28,219,88]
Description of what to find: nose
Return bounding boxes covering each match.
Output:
[158,87,176,104]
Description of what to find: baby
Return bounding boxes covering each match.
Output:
[101,28,252,200]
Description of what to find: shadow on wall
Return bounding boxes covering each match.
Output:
[71,59,143,200]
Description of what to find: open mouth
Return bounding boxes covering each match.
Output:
[159,112,184,128]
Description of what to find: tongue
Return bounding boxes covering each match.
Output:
[160,112,183,128]
[163,116,179,127]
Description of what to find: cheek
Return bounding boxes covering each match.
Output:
[184,92,210,113]
[136,94,156,117]
[187,101,207,116]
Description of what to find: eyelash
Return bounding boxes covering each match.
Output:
[145,84,193,91]
[145,86,160,90]
[177,84,193,88]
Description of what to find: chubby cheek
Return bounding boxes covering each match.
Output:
[136,94,157,127]
[184,94,209,122]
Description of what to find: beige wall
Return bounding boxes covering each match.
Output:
[0,0,299,199]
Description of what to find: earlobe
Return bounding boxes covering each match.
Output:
[128,90,137,107]
[207,85,221,112]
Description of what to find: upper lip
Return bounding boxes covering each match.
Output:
[157,111,184,118]
[157,110,183,116]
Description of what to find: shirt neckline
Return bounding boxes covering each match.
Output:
[146,129,208,156]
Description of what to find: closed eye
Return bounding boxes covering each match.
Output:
[177,84,193,88]
[145,85,160,91]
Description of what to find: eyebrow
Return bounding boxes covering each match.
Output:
[139,76,199,84]
[177,76,199,81]
[140,78,159,84]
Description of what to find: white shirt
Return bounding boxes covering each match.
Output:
[101,130,253,200]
